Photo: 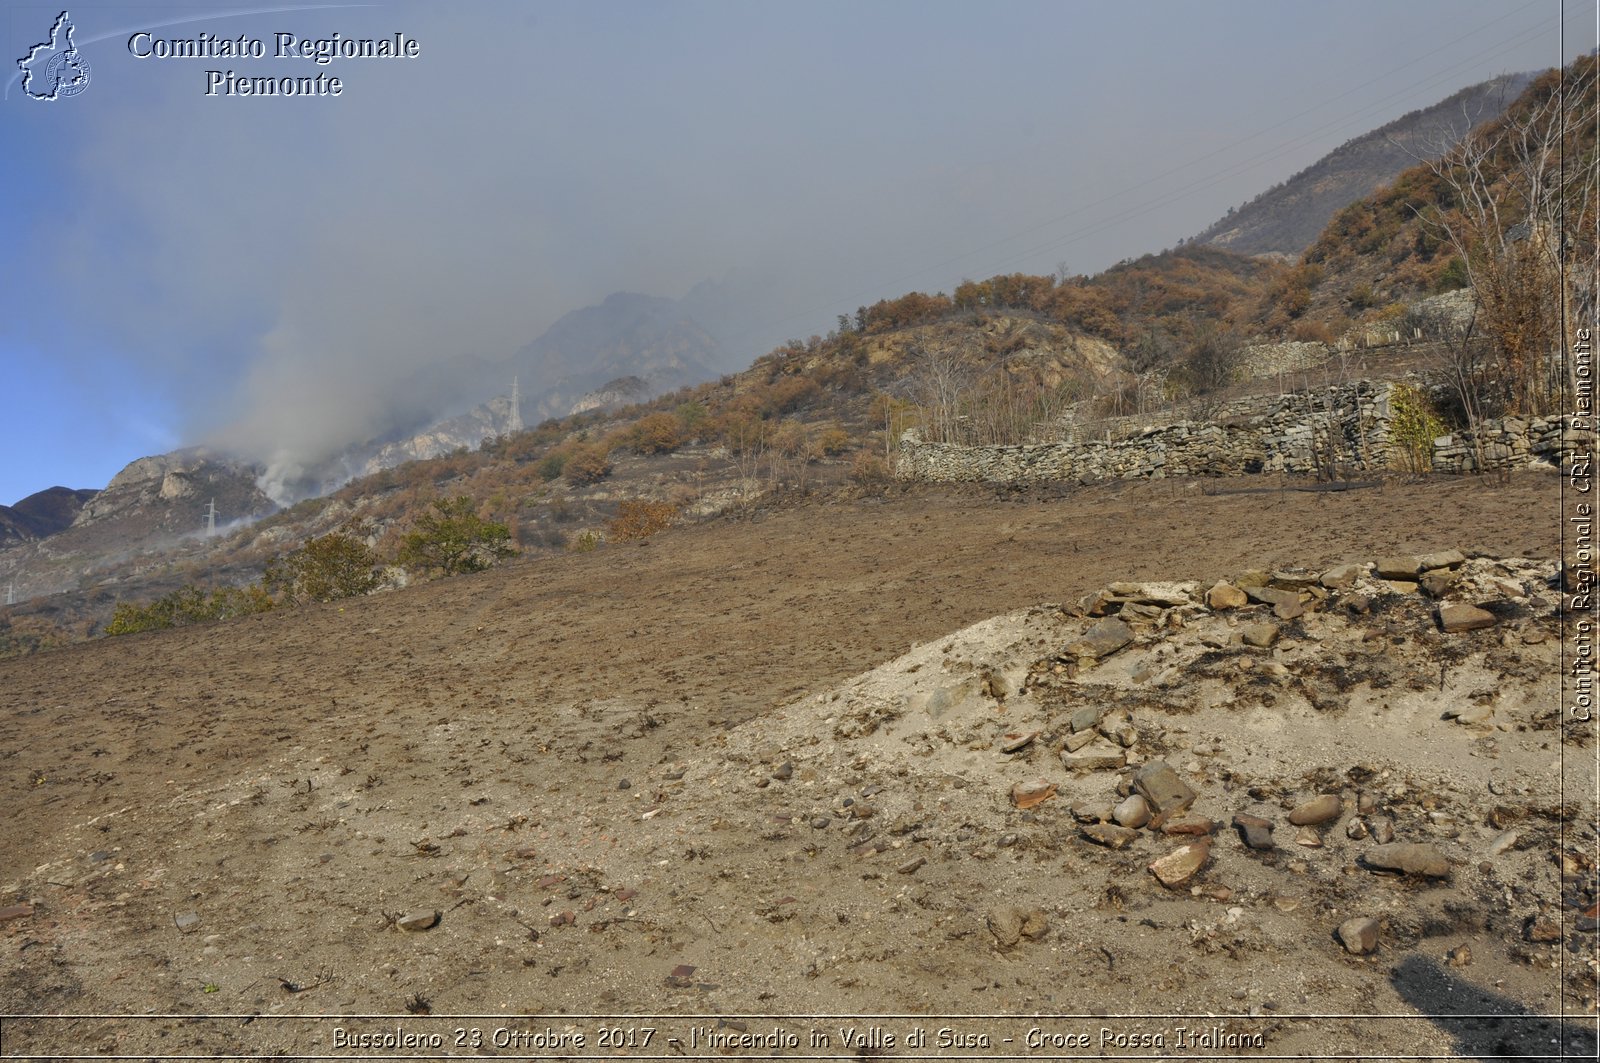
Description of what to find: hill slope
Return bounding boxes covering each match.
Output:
[1194,73,1532,257]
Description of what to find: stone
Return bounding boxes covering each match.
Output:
[1486,830,1519,857]
[771,761,793,781]
[1232,813,1274,851]
[1294,826,1324,848]
[1525,916,1561,943]
[1241,623,1280,648]
[1288,794,1343,826]
[1367,817,1395,844]
[897,856,926,875]
[1345,818,1369,841]
[1065,618,1134,659]
[1112,794,1152,829]
[397,910,440,932]
[1132,760,1196,814]
[1245,585,1300,609]
[1419,571,1457,598]
[0,904,34,923]
[1000,732,1038,754]
[1160,815,1215,836]
[1446,943,1473,967]
[1363,842,1451,878]
[1148,840,1211,889]
[1417,549,1466,572]
[1439,603,1496,633]
[987,906,1048,948]
[174,912,201,933]
[1319,563,1365,590]
[1108,581,1192,607]
[1070,801,1114,824]
[1065,729,1100,752]
[1274,597,1305,620]
[1070,705,1101,733]
[1081,824,1140,849]
[1061,745,1126,772]
[1207,582,1248,610]
[1269,569,1320,589]
[810,816,831,829]
[1375,556,1422,580]
[1010,779,1057,809]
[1337,917,1380,955]
[1454,704,1494,727]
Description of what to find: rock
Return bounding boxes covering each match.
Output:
[1207,581,1248,610]
[1000,732,1038,755]
[1274,597,1305,620]
[1269,569,1320,589]
[1132,760,1196,814]
[1109,581,1192,607]
[1375,556,1422,580]
[1288,794,1343,826]
[897,856,926,875]
[1061,745,1126,772]
[1294,826,1324,848]
[1446,943,1473,967]
[1454,704,1494,727]
[987,906,1048,948]
[1439,603,1496,633]
[1112,794,1152,829]
[0,904,34,923]
[1345,818,1369,841]
[1319,563,1365,589]
[810,816,831,829]
[1010,779,1057,809]
[1071,801,1114,824]
[1337,917,1380,955]
[1081,824,1140,849]
[1245,585,1300,609]
[1065,729,1100,752]
[1417,549,1466,572]
[1241,623,1280,648]
[1368,817,1395,844]
[1160,815,1215,836]
[1232,813,1275,851]
[1364,842,1451,878]
[1148,840,1211,889]
[1066,618,1135,659]
[1525,916,1562,943]
[771,761,793,781]
[1419,571,1458,598]
[1487,830,1519,857]
[174,912,201,933]
[397,910,440,932]
[666,963,697,988]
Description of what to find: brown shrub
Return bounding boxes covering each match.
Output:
[563,444,614,486]
[607,501,679,542]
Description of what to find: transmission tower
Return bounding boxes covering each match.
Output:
[507,375,524,434]
[204,498,218,538]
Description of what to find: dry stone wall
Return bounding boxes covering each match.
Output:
[896,379,1587,484]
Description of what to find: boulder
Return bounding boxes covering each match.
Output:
[1439,603,1496,633]
[1065,618,1134,659]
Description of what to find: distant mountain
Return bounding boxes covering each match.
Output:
[1193,72,1534,257]
[509,292,726,422]
[0,487,97,546]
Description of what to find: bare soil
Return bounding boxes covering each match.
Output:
[0,474,1594,1060]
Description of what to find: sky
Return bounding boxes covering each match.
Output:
[0,0,1593,506]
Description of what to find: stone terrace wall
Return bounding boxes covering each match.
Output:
[897,381,1399,485]
[1432,415,1592,474]
[897,378,1590,485]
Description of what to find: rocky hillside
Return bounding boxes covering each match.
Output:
[1193,73,1532,257]
[0,487,97,547]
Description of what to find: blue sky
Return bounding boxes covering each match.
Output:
[0,0,1591,506]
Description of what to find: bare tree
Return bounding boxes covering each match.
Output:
[1414,59,1598,416]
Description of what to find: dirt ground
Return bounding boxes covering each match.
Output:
[0,473,1594,1060]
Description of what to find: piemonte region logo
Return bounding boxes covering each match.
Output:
[17,11,91,101]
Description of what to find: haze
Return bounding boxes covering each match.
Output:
[0,0,1587,505]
